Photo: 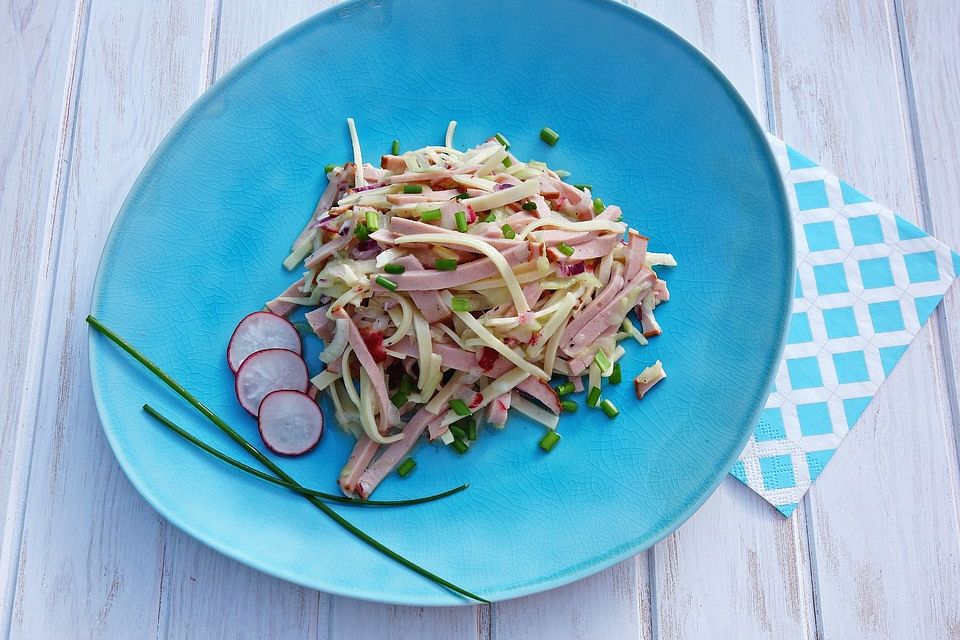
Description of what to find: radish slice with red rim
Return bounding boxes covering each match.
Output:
[235,348,308,415]
[258,390,324,456]
[227,311,302,373]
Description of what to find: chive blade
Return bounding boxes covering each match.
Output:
[587,386,601,407]
[609,363,622,385]
[383,263,405,275]
[365,210,379,232]
[435,258,457,271]
[494,132,510,149]
[454,210,468,232]
[451,297,472,312]
[593,197,605,214]
[600,399,619,419]
[397,457,416,477]
[557,242,575,257]
[375,275,398,292]
[521,201,537,211]
[420,208,442,222]
[403,184,423,194]
[143,405,464,506]
[540,127,560,146]
[539,430,561,452]
[555,381,575,397]
[391,139,400,155]
[86,316,488,603]
[449,398,470,416]
[501,224,516,240]
[561,399,578,413]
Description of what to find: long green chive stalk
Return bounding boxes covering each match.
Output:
[143,404,466,506]
[86,315,487,603]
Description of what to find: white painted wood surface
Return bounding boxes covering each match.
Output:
[1,1,958,638]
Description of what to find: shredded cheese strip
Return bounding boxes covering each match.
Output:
[359,370,403,444]
[445,120,457,149]
[346,118,364,189]
[510,394,560,430]
[412,312,432,392]
[382,292,412,346]
[517,217,625,241]
[462,177,540,211]
[396,233,530,313]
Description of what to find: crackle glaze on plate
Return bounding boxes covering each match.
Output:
[88,0,792,605]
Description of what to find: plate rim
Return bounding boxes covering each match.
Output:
[88,0,794,605]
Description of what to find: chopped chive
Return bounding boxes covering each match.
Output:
[420,208,442,222]
[495,132,510,149]
[502,156,513,168]
[609,363,622,385]
[391,139,400,155]
[354,223,369,242]
[435,258,458,271]
[449,398,471,416]
[561,399,578,413]
[615,215,623,222]
[397,457,416,477]
[483,213,496,223]
[455,192,471,200]
[522,201,538,211]
[455,210,468,232]
[594,349,611,372]
[86,316,487,603]
[557,242,575,257]
[466,419,477,441]
[539,430,561,452]
[365,210,380,232]
[375,275,398,292]
[325,163,336,174]
[587,386,601,407]
[450,424,467,441]
[452,439,469,454]
[391,391,408,408]
[501,224,516,240]
[593,197,605,214]
[599,399,619,419]
[540,127,560,146]
[451,297,472,312]
[399,375,415,395]
[555,381,575,396]
[383,263,405,275]
[403,184,424,194]
[573,183,592,191]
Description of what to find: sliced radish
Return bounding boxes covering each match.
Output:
[227,311,302,373]
[258,390,324,456]
[235,348,308,415]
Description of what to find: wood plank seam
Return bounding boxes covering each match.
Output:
[756,2,823,638]
[646,546,660,640]
[0,0,90,637]
[890,0,960,471]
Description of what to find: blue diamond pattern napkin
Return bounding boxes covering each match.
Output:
[732,136,960,516]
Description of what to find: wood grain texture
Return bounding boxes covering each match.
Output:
[900,0,960,465]
[4,1,210,638]
[763,0,960,637]
[0,0,83,632]
[1,0,959,638]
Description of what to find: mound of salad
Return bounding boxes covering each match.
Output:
[227,119,673,499]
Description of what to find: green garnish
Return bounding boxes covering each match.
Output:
[449,398,471,416]
[420,208,442,222]
[501,224,516,239]
[354,223,369,242]
[435,258,458,271]
[375,275,397,292]
[561,399,578,413]
[384,263,405,275]
[483,212,496,223]
[557,243,575,257]
[466,419,477,441]
[450,424,467,441]
[573,183,592,191]
[594,349,611,372]
[391,139,400,155]
[451,297,472,312]
[403,184,423,194]
[540,127,560,146]
[365,210,380,232]
[539,430,561,452]
[495,132,510,148]
[397,457,416,477]
[85,316,485,602]
[143,405,465,507]
[609,363,622,385]
[599,399,619,419]
[324,163,336,174]
[399,375,415,395]
[593,197,605,214]
[455,210,468,232]
[522,201,538,211]
[455,193,471,200]
[587,386,601,407]
[502,157,513,168]
[390,391,408,408]
[452,439,469,454]
[555,381,575,396]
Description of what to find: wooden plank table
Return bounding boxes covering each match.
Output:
[1,1,957,637]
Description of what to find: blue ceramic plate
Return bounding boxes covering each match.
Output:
[89,0,792,605]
